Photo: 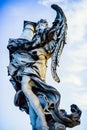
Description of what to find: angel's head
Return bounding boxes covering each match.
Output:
[36,19,48,31]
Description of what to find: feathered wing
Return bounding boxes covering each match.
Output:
[50,4,67,82]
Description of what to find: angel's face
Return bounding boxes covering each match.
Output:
[36,19,48,31]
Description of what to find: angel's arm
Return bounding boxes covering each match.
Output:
[7,28,48,52]
[7,4,66,52]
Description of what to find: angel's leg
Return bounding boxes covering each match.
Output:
[21,75,48,130]
[29,102,37,130]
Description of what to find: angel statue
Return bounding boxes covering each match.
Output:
[7,4,81,130]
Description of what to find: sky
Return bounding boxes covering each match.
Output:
[0,0,87,130]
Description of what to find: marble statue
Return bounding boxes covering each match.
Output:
[7,4,82,130]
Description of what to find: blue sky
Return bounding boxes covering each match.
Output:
[0,0,87,130]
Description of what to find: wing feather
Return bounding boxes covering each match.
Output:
[50,4,67,82]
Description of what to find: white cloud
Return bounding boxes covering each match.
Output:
[73,92,87,110]
[60,0,87,92]
[67,64,87,73]
[38,0,64,6]
[63,74,82,86]
[66,43,87,73]
[66,0,87,44]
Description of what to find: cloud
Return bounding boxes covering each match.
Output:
[66,44,87,73]
[66,0,87,44]
[63,74,82,86]
[73,92,87,110]
[38,0,64,6]
[60,0,87,90]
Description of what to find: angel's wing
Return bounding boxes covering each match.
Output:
[44,4,67,82]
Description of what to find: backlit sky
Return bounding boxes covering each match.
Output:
[0,0,87,130]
